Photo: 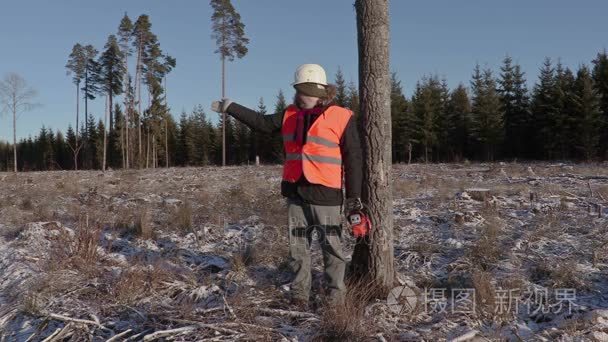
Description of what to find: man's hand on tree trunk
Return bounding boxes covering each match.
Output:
[211,98,232,113]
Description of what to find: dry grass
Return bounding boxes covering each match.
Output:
[526,212,569,243]
[192,187,215,221]
[172,202,193,233]
[393,178,420,198]
[312,280,377,342]
[471,269,496,317]
[135,207,154,239]
[92,258,182,308]
[47,219,103,275]
[227,286,281,324]
[597,184,608,200]
[231,245,254,273]
[231,225,289,274]
[223,181,257,220]
[22,291,43,316]
[258,197,288,228]
[2,164,604,339]
[530,259,586,290]
[110,266,151,305]
[252,226,289,266]
[19,197,33,211]
[492,183,530,197]
[112,205,155,239]
[592,239,608,266]
[410,240,441,258]
[0,223,25,240]
[542,182,586,198]
[32,201,54,221]
[549,260,581,288]
[467,219,503,271]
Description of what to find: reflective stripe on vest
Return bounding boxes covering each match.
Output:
[281,105,353,189]
[282,134,338,147]
[285,153,343,165]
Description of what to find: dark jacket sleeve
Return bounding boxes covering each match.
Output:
[226,102,283,134]
[340,116,363,199]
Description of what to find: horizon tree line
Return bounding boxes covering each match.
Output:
[1,48,608,171]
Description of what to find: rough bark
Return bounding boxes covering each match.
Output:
[222,50,226,166]
[123,51,130,169]
[12,101,16,173]
[103,96,108,172]
[350,0,395,292]
[165,77,169,168]
[136,41,143,167]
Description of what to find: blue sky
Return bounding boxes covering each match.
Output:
[0,0,606,141]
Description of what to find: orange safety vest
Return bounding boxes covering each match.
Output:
[281,104,353,189]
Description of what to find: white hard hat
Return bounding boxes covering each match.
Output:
[292,64,328,86]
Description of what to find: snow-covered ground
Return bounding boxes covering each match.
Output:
[0,163,607,341]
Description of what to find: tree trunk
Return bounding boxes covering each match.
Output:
[407,142,412,165]
[350,0,394,292]
[152,134,156,169]
[83,70,89,169]
[84,71,88,137]
[76,83,80,170]
[146,128,150,168]
[222,53,226,167]
[12,103,17,173]
[124,52,130,169]
[76,83,79,145]
[121,113,125,169]
[164,76,169,168]
[103,96,108,172]
[73,149,79,171]
[126,107,130,168]
[136,40,143,168]
[108,86,113,168]
[109,89,113,132]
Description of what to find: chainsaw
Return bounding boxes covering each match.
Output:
[347,198,371,238]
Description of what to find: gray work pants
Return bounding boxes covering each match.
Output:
[287,197,346,302]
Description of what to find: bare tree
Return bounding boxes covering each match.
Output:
[210,0,249,166]
[67,135,84,171]
[103,96,109,171]
[66,43,86,170]
[133,15,154,168]
[0,73,38,172]
[350,0,395,291]
[164,76,169,168]
[118,13,133,169]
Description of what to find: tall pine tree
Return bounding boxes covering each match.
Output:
[592,51,608,159]
[446,84,471,160]
[531,58,558,159]
[470,65,503,161]
[390,73,409,163]
[334,67,348,107]
[498,55,530,159]
[572,65,602,160]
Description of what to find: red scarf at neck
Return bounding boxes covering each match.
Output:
[295,107,324,145]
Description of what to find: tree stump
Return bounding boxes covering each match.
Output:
[454,213,465,224]
[530,192,537,202]
[465,188,491,202]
